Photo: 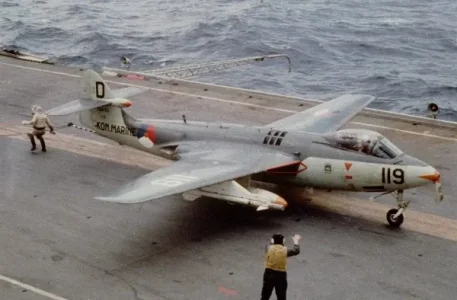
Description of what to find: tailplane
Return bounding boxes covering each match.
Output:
[45,69,147,116]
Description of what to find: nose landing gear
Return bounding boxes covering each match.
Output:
[370,189,409,228]
[386,208,403,227]
[386,190,409,228]
[386,208,405,228]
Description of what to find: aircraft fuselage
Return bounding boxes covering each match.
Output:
[79,107,438,194]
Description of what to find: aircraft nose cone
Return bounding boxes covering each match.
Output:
[418,169,441,183]
[273,197,288,208]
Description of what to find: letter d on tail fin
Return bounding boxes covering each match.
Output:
[45,70,115,116]
[45,69,146,116]
[81,69,115,101]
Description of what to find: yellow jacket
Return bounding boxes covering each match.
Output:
[264,244,300,272]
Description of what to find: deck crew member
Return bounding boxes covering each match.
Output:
[261,233,301,300]
[22,105,55,152]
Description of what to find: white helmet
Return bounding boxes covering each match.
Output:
[31,105,42,113]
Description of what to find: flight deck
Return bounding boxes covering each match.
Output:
[1,54,457,300]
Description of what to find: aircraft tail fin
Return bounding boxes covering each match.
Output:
[45,69,146,116]
[80,69,115,101]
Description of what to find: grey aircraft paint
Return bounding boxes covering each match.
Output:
[44,69,443,227]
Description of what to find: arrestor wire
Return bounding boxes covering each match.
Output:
[0,121,126,161]
[0,121,100,151]
[0,121,93,138]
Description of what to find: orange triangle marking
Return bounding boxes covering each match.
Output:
[345,162,352,171]
[298,162,308,172]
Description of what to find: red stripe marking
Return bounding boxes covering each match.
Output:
[125,74,145,80]
[218,286,238,297]
[266,161,307,175]
[146,126,156,143]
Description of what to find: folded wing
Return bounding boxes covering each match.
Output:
[94,143,296,204]
[266,94,375,133]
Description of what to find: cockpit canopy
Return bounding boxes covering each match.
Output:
[323,129,404,159]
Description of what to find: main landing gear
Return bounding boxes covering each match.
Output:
[370,189,410,228]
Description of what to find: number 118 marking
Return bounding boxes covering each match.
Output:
[382,167,404,184]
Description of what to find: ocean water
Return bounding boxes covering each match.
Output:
[1,0,456,120]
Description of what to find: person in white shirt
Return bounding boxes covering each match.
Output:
[22,105,55,152]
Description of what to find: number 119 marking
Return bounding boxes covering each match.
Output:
[382,168,404,184]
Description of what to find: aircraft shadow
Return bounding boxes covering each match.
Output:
[108,193,403,273]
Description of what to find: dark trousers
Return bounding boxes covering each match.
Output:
[27,132,46,150]
[261,268,287,300]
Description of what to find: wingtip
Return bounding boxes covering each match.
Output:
[94,196,111,202]
[350,94,376,105]
[94,195,150,204]
[335,94,376,103]
[94,195,125,203]
[350,94,376,100]
[363,94,376,100]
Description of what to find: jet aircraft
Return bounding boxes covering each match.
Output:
[45,69,443,228]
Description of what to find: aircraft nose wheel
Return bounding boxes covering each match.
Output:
[386,208,404,228]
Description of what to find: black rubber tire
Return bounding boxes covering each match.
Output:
[386,208,404,228]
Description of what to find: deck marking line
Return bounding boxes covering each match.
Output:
[1,61,456,142]
[0,274,69,300]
